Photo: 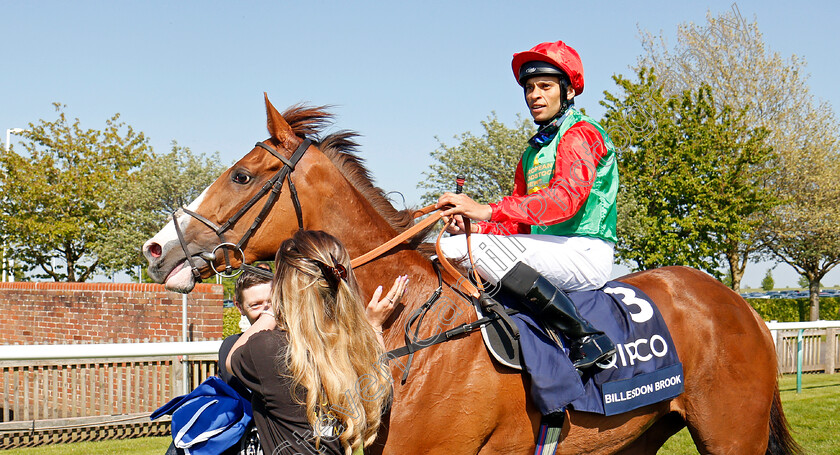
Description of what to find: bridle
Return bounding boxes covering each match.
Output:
[171,138,311,281]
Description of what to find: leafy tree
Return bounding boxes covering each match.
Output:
[0,104,150,281]
[103,142,227,278]
[761,269,775,291]
[798,276,822,290]
[601,68,776,284]
[419,113,534,204]
[764,101,840,319]
[635,6,840,310]
[721,269,733,288]
[637,5,804,132]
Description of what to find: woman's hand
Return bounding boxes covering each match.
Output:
[366,275,409,332]
[226,308,277,373]
[436,193,492,235]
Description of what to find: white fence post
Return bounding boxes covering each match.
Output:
[182,294,189,395]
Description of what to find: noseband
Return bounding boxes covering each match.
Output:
[171,138,312,280]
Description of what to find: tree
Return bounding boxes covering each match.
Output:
[601,68,776,284]
[635,6,840,309]
[761,269,775,291]
[0,104,150,281]
[721,269,733,288]
[101,142,227,278]
[763,101,840,319]
[419,113,534,204]
[798,276,822,290]
[637,5,804,132]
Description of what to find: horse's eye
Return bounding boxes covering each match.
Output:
[232,171,252,185]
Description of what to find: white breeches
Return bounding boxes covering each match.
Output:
[438,234,614,291]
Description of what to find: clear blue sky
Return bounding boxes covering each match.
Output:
[2,0,838,288]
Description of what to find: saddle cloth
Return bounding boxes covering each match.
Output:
[489,280,683,416]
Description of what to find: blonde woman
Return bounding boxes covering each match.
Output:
[226,230,407,455]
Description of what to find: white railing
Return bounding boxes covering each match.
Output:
[765,320,840,374]
[0,340,221,361]
[0,340,223,449]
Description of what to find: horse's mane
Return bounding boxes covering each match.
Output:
[281,105,418,235]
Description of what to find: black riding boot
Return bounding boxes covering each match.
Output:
[500,262,616,370]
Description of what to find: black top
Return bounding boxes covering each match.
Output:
[229,328,343,455]
[218,333,252,400]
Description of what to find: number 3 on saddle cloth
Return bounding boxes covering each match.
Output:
[480,282,684,416]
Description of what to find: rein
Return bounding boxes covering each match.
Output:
[351,203,521,381]
[350,203,481,299]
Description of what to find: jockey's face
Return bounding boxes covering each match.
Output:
[524,75,575,124]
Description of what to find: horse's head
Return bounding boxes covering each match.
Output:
[142,94,334,292]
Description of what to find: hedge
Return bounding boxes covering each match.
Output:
[746,297,840,322]
[223,306,242,338]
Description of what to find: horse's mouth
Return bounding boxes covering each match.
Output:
[163,260,197,293]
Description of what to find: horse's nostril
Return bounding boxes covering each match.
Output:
[149,243,162,258]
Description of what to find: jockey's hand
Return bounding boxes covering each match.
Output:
[437,192,492,223]
[442,214,476,235]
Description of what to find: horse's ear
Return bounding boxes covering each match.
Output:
[264,93,297,150]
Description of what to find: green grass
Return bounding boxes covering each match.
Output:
[660,373,840,454]
[5,374,839,454]
[1,436,171,455]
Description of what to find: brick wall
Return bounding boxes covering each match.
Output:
[0,282,224,344]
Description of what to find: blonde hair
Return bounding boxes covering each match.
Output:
[272,230,390,454]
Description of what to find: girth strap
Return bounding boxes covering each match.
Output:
[480,295,521,340]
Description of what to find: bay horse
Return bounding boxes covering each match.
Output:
[142,95,799,454]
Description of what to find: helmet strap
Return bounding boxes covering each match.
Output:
[528,101,574,149]
[553,77,573,122]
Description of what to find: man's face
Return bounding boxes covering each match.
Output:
[235,282,272,324]
[524,75,572,123]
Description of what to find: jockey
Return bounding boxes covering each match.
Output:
[437,40,618,370]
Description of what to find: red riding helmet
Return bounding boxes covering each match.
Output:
[512,40,584,94]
